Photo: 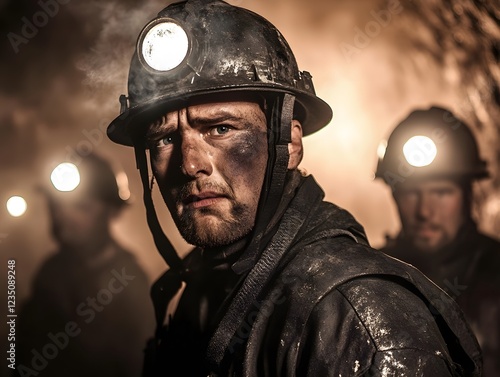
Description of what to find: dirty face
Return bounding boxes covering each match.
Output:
[394,179,465,253]
[146,99,268,248]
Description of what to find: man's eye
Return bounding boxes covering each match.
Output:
[435,189,452,197]
[397,190,418,200]
[157,136,174,147]
[209,126,231,136]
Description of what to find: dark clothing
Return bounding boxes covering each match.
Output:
[382,223,500,376]
[146,174,481,376]
[15,242,154,377]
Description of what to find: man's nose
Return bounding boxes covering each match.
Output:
[180,134,213,178]
[416,193,433,219]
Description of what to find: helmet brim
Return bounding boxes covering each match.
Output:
[107,86,333,147]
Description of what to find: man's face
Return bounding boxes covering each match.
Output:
[394,179,465,252]
[48,197,114,255]
[146,99,268,248]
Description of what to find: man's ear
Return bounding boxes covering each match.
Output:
[288,120,303,169]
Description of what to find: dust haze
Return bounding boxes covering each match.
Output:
[1,0,498,300]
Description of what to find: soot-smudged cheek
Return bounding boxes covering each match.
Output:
[223,130,268,177]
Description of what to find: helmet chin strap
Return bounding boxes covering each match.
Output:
[132,143,185,273]
[232,93,295,273]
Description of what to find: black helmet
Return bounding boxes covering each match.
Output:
[107,0,332,146]
[376,106,489,189]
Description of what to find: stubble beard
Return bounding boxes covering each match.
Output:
[176,203,254,248]
[410,224,450,253]
[165,182,258,248]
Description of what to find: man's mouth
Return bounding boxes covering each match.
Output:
[414,225,440,238]
[183,191,228,209]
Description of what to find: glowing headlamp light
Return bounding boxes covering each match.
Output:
[50,162,81,192]
[140,20,189,72]
[6,196,27,217]
[403,135,437,167]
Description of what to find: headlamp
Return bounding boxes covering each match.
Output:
[139,19,189,72]
[6,196,27,217]
[50,162,81,192]
[403,135,437,167]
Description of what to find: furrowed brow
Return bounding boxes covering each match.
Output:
[145,115,175,139]
[191,114,244,126]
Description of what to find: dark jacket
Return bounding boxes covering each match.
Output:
[15,242,154,377]
[146,175,482,376]
[382,223,500,376]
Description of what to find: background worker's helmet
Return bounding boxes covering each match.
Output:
[375,106,489,188]
[107,0,332,146]
[44,154,130,207]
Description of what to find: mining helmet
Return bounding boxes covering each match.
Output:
[107,0,332,146]
[44,154,130,207]
[105,0,333,273]
[376,106,489,188]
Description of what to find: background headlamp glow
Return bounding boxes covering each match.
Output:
[403,135,437,167]
[6,196,27,217]
[141,21,189,71]
[51,162,81,192]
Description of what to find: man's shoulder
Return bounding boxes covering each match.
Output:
[275,238,480,373]
[306,276,459,373]
[110,242,148,270]
[97,246,150,286]
[276,235,427,327]
[284,232,413,285]
[31,250,71,281]
[475,231,500,257]
[334,276,447,349]
[470,231,500,284]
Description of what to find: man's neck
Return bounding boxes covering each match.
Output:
[60,235,116,265]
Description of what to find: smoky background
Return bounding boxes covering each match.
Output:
[0,0,498,361]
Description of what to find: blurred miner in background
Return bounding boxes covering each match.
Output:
[106,1,481,375]
[376,106,500,376]
[14,153,154,377]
